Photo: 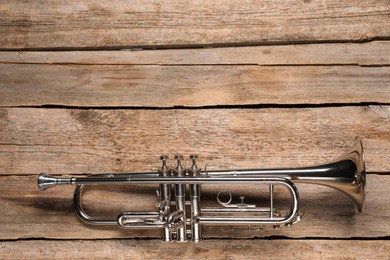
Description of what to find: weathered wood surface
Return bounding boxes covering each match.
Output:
[1,41,390,65]
[1,41,389,108]
[1,64,389,107]
[1,0,389,49]
[1,239,389,259]
[0,107,389,175]
[1,0,389,257]
[0,174,388,240]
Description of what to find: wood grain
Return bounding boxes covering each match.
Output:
[0,107,389,175]
[1,239,389,259]
[0,174,388,240]
[1,0,388,257]
[1,41,389,65]
[0,64,389,107]
[1,0,389,49]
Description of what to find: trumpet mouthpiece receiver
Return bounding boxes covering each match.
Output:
[38,173,72,191]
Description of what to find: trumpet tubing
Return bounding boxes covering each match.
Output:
[38,137,366,243]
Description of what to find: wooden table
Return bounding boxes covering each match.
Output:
[1,1,389,258]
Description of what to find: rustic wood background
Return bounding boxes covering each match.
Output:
[0,0,389,259]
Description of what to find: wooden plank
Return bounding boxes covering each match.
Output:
[1,41,389,65]
[0,107,389,174]
[0,0,389,49]
[1,239,389,259]
[0,174,388,239]
[0,64,389,107]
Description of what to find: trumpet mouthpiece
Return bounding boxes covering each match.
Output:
[38,173,72,191]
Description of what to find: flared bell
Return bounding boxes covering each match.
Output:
[324,137,366,212]
[278,137,366,212]
[204,137,366,213]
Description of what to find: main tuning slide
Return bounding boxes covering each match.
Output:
[38,137,366,243]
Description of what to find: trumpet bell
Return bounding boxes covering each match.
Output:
[327,137,366,212]
[296,137,366,212]
[204,137,366,213]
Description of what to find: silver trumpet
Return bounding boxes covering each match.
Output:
[38,137,366,243]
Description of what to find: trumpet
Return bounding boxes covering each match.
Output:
[38,137,366,243]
